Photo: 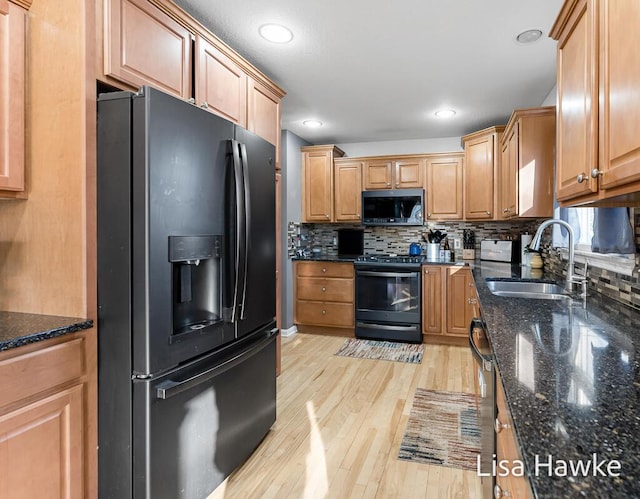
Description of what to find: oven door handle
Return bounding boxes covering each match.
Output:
[469,317,492,372]
[356,322,418,332]
[357,270,419,278]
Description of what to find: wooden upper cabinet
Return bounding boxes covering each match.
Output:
[425,154,463,220]
[462,126,504,220]
[500,125,518,219]
[363,159,393,189]
[499,107,557,220]
[104,0,192,99]
[248,78,281,149]
[597,0,640,191]
[394,158,423,188]
[551,0,640,204]
[301,145,345,222]
[195,35,247,127]
[334,159,363,222]
[551,0,598,202]
[0,0,27,197]
[363,157,423,190]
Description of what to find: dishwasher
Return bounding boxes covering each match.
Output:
[469,317,496,499]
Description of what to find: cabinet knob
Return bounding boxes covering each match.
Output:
[322,287,326,292]
[577,173,586,183]
[494,484,511,499]
[201,101,209,109]
[322,310,326,315]
[591,168,603,178]
[322,268,327,273]
[494,417,510,434]
[424,269,429,274]
[427,213,432,217]
[503,208,508,213]
[387,182,391,187]
[486,211,491,216]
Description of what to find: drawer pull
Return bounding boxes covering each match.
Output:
[322,287,326,292]
[322,310,326,315]
[322,268,327,273]
[494,417,510,433]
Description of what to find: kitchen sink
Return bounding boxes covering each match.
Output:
[486,280,571,301]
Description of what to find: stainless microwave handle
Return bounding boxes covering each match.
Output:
[357,270,419,278]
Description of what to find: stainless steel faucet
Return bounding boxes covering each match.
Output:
[528,218,584,294]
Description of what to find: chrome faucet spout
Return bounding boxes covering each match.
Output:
[529,219,577,294]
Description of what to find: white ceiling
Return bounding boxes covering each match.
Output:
[174,0,564,145]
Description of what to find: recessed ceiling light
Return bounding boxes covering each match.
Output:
[303,120,323,128]
[516,29,543,44]
[259,24,293,44]
[434,109,456,118]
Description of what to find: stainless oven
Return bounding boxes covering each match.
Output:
[469,317,496,499]
[354,255,422,343]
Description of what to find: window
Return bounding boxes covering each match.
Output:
[552,207,636,275]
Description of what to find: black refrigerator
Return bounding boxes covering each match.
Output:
[97,86,278,499]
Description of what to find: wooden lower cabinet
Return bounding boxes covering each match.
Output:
[495,371,534,499]
[422,265,478,345]
[0,331,94,499]
[294,261,354,335]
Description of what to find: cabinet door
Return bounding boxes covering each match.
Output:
[0,1,26,193]
[598,0,640,190]
[394,158,423,188]
[422,266,442,335]
[195,35,247,127]
[248,78,280,147]
[426,156,463,220]
[0,385,84,499]
[464,134,496,219]
[363,160,393,190]
[105,0,192,99]
[500,125,518,219]
[446,267,474,336]
[555,0,598,201]
[334,161,362,221]
[302,150,333,222]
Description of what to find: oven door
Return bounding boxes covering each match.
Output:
[355,267,421,324]
[469,318,495,499]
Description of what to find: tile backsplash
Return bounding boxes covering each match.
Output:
[289,211,640,311]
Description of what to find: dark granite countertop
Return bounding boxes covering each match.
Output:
[0,311,93,352]
[291,255,358,262]
[473,261,640,498]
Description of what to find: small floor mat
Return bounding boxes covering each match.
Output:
[334,338,424,364]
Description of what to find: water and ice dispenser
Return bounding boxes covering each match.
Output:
[169,235,222,337]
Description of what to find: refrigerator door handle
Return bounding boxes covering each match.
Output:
[238,142,251,320]
[155,329,277,400]
[230,139,245,323]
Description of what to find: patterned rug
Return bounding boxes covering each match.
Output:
[398,388,480,471]
[334,338,424,364]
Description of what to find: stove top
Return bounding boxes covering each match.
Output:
[355,254,424,264]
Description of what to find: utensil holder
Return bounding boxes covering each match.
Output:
[425,243,440,260]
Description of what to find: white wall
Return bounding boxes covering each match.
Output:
[542,84,557,106]
[336,136,463,157]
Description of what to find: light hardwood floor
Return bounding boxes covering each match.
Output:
[209,334,483,499]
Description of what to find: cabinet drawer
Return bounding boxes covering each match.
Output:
[0,338,85,408]
[295,301,354,327]
[296,261,354,278]
[296,277,353,302]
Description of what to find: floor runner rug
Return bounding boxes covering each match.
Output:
[397,388,480,471]
[334,338,424,364]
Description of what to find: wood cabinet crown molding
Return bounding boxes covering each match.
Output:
[549,0,583,39]
[501,106,556,139]
[6,0,32,10]
[148,0,285,99]
[460,125,506,148]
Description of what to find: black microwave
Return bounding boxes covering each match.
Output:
[362,188,424,226]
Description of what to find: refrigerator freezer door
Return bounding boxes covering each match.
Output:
[132,327,277,499]
[232,127,276,339]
